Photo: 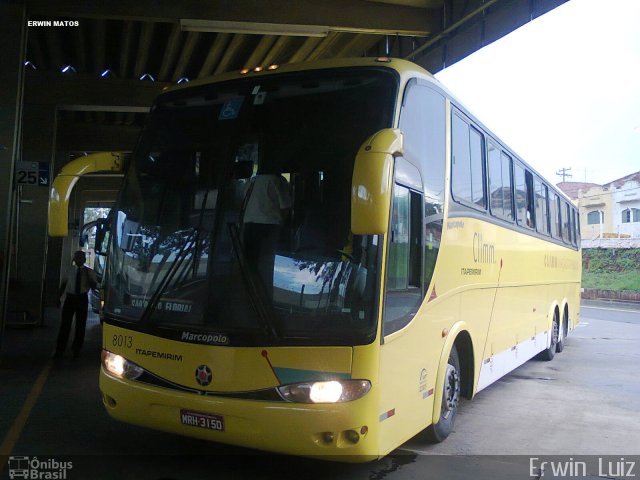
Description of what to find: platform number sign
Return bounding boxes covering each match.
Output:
[16,161,50,186]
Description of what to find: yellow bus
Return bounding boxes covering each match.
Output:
[96,57,581,461]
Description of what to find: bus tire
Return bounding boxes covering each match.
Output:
[538,310,559,361]
[426,345,461,443]
[556,308,568,353]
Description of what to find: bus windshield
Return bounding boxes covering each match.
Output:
[104,67,397,346]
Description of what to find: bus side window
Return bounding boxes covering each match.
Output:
[515,163,535,229]
[562,201,572,244]
[549,192,561,238]
[383,182,423,337]
[488,143,513,221]
[452,113,486,210]
[398,80,445,302]
[534,177,549,236]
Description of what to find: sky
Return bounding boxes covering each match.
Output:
[434,0,640,186]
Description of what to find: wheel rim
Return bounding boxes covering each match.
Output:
[442,363,460,420]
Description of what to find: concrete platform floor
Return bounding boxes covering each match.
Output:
[1,302,639,479]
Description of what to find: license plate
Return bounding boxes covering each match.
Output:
[180,409,225,432]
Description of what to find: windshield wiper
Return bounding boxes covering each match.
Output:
[140,227,198,324]
[227,222,280,340]
[140,185,215,323]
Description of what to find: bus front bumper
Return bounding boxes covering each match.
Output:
[99,369,379,461]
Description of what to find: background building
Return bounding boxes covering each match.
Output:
[558,171,640,247]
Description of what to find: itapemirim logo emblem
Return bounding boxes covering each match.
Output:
[195,364,212,387]
[8,456,73,479]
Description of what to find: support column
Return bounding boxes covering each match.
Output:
[0,1,26,352]
[12,103,57,325]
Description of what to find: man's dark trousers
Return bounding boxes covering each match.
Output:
[56,293,88,356]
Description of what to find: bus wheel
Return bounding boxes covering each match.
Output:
[426,346,461,442]
[556,309,568,353]
[539,311,559,361]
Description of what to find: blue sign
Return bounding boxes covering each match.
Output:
[218,97,244,120]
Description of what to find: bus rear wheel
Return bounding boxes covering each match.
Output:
[538,311,559,361]
[556,308,568,353]
[426,345,460,442]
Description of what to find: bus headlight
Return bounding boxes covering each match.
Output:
[101,350,144,380]
[277,380,371,403]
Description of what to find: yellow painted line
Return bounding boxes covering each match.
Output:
[0,361,52,465]
[396,447,431,455]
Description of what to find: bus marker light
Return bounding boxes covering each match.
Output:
[429,286,438,302]
[442,328,449,338]
[360,426,368,435]
[379,409,395,422]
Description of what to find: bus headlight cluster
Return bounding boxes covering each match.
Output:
[277,380,371,403]
[101,350,144,380]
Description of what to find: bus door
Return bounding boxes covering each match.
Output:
[377,158,431,454]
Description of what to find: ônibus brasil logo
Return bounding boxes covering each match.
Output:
[8,456,73,479]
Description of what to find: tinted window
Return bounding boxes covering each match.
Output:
[469,128,485,207]
[384,184,423,335]
[398,82,445,297]
[515,164,534,229]
[452,113,485,209]
[534,178,549,235]
[488,143,513,220]
[561,201,571,243]
[400,83,446,201]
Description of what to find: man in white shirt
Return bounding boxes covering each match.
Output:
[242,174,291,299]
[53,250,98,359]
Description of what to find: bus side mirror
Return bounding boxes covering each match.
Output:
[95,218,109,255]
[351,128,404,235]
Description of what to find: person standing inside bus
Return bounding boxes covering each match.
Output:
[53,250,97,359]
[242,173,291,299]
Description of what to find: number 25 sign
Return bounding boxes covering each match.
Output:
[16,161,49,186]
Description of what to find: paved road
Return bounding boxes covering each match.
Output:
[2,301,639,479]
[581,300,640,324]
